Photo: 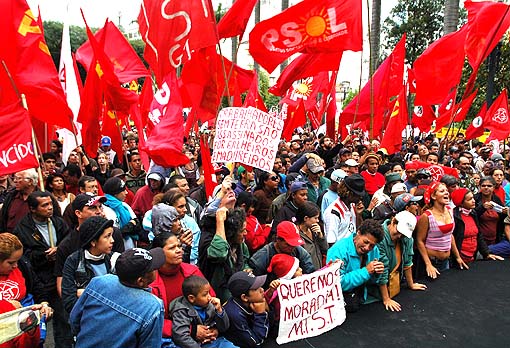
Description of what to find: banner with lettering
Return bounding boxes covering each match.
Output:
[211,107,283,172]
[277,262,345,345]
[0,102,38,176]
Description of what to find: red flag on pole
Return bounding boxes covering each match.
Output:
[249,0,362,73]
[142,72,190,167]
[217,0,258,39]
[280,72,330,111]
[435,90,477,131]
[243,75,267,112]
[0,102,39,175]
[414,25,468,105]
[0,0,73,130]
[281,100,307,141]
[485,89,510,141]
[269,52,342,96]
[380,87,407,155]
[465,102,487,140]
[76,20,149,83]
[199,137,217,200]
[411,105,436,133]
[138,0,218,84]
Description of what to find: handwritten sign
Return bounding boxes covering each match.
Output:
[277,262,345,345]
[211,107,283,172]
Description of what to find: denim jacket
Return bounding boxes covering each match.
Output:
[70,274,164,348]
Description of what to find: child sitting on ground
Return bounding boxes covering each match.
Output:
[223,271,270,347]
[265,254,303,336]
[170,275,238,348]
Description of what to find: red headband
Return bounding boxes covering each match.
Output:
[424,181,441,205]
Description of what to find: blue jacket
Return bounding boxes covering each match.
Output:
[223,297,269,347]
[70,274,164,348]
[326,234,381,301]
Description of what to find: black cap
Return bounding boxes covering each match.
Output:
[79,216,114,249]
[103,177,126,195]
[227,271,267,298]
[72,193,107,211]
[344,174,365,196]
[115,248,166,281]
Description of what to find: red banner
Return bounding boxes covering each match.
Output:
[0,102,39,176]
[249,0,362,73]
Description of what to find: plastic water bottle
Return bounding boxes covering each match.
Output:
[39,314,47,346]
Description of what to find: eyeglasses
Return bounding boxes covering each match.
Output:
[481,184,493,188]
[13,176,29,181]
[270,175,280,181]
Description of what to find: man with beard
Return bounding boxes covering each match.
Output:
[316,135,350,169]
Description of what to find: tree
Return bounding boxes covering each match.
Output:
[382,0,444,63]
[370,0,381,73]
[444,0,460,34]
[258,70,280,110]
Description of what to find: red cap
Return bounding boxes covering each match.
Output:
[276,221,304,247]
[405,161,419,170]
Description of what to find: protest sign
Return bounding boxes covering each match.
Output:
[212,107,284,172]
[0,102,39,176]
[277,262,345,345]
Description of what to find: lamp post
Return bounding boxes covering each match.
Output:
[340,81,351,104]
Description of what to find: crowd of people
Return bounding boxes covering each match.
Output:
[0,129,509,347]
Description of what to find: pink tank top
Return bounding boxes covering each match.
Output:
[424,207,454,252]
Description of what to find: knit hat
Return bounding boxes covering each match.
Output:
[276,221,304,246]
[267,254,300,280]
[79,216,114,249]
[450,187,469,207]
[103,177,126,195]
[227,271,267,298]
[151,203,180,236]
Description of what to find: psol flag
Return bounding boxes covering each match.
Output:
[485,89,510,140]
[249,0,362,73]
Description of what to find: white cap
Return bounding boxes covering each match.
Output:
[345,159,359,167]
[330,169,347,183]
[391,182,408,194]
[395,211,417,238]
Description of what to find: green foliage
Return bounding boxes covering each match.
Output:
[129,39,148,67]
[382,0,444,63]
[258,70,280,110]
[342,89,359,108]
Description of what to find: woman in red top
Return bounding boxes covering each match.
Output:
[0,233,53,348]
[491,168,506,203]
[361,153,385,197]
[451,188,502,265]
[150,231,215,344]
[474,176,508,246]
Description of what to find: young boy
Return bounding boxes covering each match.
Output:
[223,271,270,347]
[170,275,238,348]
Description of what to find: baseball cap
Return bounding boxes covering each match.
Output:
[339,148,352,155]
[290,181,307,193]
[72,193,106,211]
[103,177,126,196]
[115,248,166,281]
[390,182,408,194]
[385,172,403,185]
[393,193,422,212]
[330,169,347,183]
[228,271,267,298]
[101,136,111,147]
[345,159,359,167]
[306,158,324,174]
[147,173,164,181]
[277,221,304,246]
[395,211,417,238]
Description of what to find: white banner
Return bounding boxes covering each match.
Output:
[211,107,283,172]
[277,262,345,345]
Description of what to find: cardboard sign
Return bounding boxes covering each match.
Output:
[212,107,283,172]
[277,262,345,344]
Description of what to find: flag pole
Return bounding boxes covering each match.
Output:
[439,87,459,153]
[366,0,374,140]
[111,109,130,165]
[1,60,46,190]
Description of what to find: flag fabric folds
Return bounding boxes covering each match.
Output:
[0,0,73,130]
[484,89,510,141]
[281,100,307,141]
[217,0,258,39]
[280,72,330,111]
[435,90,477,131]
[138,0,218,84]
[411,105,435,133]
[249,0,362,73]
[465,102,487,140]
[380,87,408,155]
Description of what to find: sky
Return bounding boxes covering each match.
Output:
[27,0,399,88]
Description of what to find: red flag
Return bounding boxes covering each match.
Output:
[280,72,330,111]
[217,0,258,39]
[76,20,149,83]
[101,107,127,163]
[243,75,267,112]
[0,102,39,175]
[0,0,73,130]
[199,137,217,200]
[142,72,190,167]
[307,104,322,130]
[269,52,342,96]
[411,105,435,133]
[341,34,405,138]
[281,100,307,141]
[485,89,510,141]
[414,161,459,182]
[138,0,218,84]
[249,0,362,73]
[414,25,468,105]
[407,67,416,94]
[325,85,337,139]
[435,90,477,131]
[380,87,407,155]
[465,102,487,140]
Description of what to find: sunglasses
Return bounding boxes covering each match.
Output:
[270,175,280,181]
[407,202,419,206]
[481,184,493,188]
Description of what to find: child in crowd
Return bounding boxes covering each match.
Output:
[169,275,238,348]
[265,254,303,336]
[223,271,270,348]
